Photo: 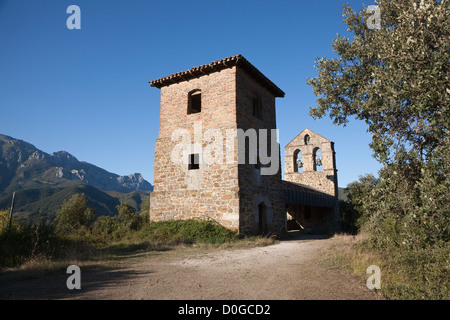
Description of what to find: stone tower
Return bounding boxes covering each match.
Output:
[148,55,286,235]
[284,128,338,196]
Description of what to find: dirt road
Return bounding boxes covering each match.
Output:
[0,233,383,300]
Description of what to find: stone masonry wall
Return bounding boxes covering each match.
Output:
[284,129,338,197]
[150,68,241,230]
[150,64,286,235]
[235,67,286,235]
[149,60,342,235]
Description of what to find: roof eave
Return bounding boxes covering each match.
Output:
[149,54,285,98]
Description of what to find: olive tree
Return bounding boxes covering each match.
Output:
[307,0,449,165]
[307,0,449,247]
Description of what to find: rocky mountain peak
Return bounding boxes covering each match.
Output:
[0,134,153,195]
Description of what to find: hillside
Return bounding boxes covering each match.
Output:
[0,134,152,223]
[0,134,153,196]
[338,187,348,202]
[0,184,119,222]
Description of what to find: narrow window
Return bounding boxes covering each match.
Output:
[304,134,310,145]
[188,153,199,170]
[188,90,201,114]
[258,203,267,235]
[252,96,262,119]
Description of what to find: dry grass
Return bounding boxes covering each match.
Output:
[318,233,385,296]
[317,232,449,300]
[0,233,279,283]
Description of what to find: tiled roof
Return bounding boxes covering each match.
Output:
[149,54,285,98]
[282,181,337,207]
[281,180,328,195]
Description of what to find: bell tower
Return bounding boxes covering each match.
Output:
[284,128,338,197]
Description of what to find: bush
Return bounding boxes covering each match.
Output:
[361,161,449,251]
[340,174,378,234]
[116,203,144,231]
[53,193,96,237]
[2,189,257,270]
[89,203,146,242]
[342,153,449,299]
[0,209,9,233]
[138,219,239,245]
[0,221,67,268]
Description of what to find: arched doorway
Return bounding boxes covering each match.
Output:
[258,202,267,235]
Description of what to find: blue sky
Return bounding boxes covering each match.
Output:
[0,0,382,188]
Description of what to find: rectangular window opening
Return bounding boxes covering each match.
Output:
[188,153,200,170]
[189,92,202,114]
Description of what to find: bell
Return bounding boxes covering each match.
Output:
[316,157,322,167]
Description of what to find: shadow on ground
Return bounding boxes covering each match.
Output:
[0,259,155,300]
[0,233,333,299]
[280,230,331,242]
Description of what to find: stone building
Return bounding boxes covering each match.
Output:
[149,54,339,235]
[283,129,340,233]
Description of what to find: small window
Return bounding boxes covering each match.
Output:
[188,153,199,170]
[188,90,201,114]
[304,135,310,145]
[252,97,262,119]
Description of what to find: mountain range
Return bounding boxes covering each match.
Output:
[0,134,152,223]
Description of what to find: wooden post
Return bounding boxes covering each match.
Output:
[7,191,15,232]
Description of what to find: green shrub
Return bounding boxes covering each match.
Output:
[116,203,144,231]
[53,193,96,237]
[138,219,239,245]
[2,196,247,270]
[0,221,68,268]
[89,203,146,242]
[342,156,449,299]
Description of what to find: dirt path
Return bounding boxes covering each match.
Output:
[0,233,384,300]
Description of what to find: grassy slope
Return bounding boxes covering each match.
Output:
[0,184,149,224]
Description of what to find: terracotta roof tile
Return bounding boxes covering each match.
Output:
[149,54,285,98]
[281,180,329,195]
